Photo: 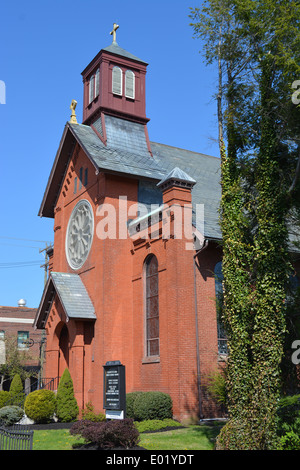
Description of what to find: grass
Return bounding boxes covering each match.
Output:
[140,424,221,451]
[32,422,223,451]
[33,429,84,450]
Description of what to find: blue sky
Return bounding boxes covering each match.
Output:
[0,0,219,308]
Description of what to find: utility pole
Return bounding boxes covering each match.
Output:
[38,243,53,386]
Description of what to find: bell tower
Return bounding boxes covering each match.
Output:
[81,24,149,126]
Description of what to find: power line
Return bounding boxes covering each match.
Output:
[0,243,41,249]
[0,236,52,244]
[0,261,42,269]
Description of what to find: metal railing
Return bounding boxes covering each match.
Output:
[4,376,60,409]
[0,424,33,450]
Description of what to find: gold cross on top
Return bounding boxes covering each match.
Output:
[110,23,119,43]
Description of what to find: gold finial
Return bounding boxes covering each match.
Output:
[69,99,78,124]
[110,23,119,44]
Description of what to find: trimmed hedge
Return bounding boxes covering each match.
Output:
[24,389,56,423]
[126,391,173,421]
[126,392,143,419]
[135,418,182,433]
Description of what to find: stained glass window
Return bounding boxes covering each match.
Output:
[145,255,159,357]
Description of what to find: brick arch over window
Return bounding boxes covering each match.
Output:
[144,254,159,357]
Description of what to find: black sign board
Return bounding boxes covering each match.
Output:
[103,361,126,417]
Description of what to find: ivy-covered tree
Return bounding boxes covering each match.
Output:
[190,0,300,449]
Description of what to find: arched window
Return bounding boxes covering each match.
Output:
[145,255,159,357]
[215,261,227,355]
[125,70,135,99]
[112,66,122,96]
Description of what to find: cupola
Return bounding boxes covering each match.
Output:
[81,24,149,126]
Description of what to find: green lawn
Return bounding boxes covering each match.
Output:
[33,429,84,450]
[32,424,221,451]
[140,425,220,451]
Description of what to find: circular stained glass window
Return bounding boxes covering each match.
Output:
[65,199,94,270]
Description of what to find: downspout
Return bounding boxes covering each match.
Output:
[193,238,209,420]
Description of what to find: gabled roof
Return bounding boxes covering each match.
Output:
[34,272,96,329]
[38,119,166,219]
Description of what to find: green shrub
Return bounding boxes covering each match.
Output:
[126,392,143,419]
[206,369,227,406]
[0,406,24,426]
[277,395,300,436]
[132,391,173,421]
[135,418,182,433]
[9,374,25,406]
[56,368,79,422]
[24,389,56,423]
[279,431,300,450]
[0,391,11,409]
[81,402,106,422]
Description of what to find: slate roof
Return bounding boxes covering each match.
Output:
[69,121,165,181]
[34,272,96,329]
[151,142,222,240]
[102,42,148,65]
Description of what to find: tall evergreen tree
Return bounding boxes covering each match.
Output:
[56,368,79,423]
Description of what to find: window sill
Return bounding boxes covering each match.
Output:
[142,356,160,364]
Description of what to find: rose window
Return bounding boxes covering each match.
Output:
[65,200,94,270]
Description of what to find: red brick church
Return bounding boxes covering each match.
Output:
[33,24,231,422]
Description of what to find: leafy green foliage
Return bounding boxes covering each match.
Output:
[0,406,24,426]
[9,374,25,406]
[191,0,300,450]
[126,392,144,419]
[0,391,11,409]
[277,394,300,436]
[206,368,227,406]
[56,368,79,423]
[127,391,173,421]
[279,431,300,450]
[24,389,56,423]
[81,402,106,422]
[135,418,182,433]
